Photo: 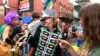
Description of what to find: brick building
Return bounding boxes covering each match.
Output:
[0,0,73,25]
[54,0,73,18]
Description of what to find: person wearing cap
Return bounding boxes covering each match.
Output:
[57,17,73,56]
[17,16,32,55]
[28,9,65,56]
[59,17,72,37]
[20,15,32,36]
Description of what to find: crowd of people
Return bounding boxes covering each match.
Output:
[0,3,100,56]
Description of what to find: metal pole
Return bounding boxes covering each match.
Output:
[4,5,6,16]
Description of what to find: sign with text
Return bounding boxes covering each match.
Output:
[18,0,33,12]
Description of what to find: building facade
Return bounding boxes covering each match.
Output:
[0,0,73,25]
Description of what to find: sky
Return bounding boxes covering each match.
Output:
[69,0,78,5]
[90,0,100,3]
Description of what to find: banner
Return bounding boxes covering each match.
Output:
[18,0,33,12]
[43,0,53,10]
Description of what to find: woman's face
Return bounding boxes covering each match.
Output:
[12,18,20,26]
[61,22,65,29]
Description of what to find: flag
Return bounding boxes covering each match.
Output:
[43,0,53,10]
[41,9,55,18]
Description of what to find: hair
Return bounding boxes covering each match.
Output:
[53,18,58,28]
[42,17,58,28]
[4,11,19,25]
[79,3,100,47]
[32,12,41,20]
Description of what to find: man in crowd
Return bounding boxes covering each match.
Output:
[28,9,65,56]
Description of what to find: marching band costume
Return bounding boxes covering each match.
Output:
[28,9,66,56]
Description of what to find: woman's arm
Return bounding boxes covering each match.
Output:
[2,26,10,43]
[59,39,77,56]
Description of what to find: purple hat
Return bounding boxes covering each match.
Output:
[4,11,19,25]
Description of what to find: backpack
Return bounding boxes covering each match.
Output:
[0,24,7,39]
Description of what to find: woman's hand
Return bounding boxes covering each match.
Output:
[59,39,77,56]
[58,39,71,49]
[75,31,83,37]
[50,38,77,56]
[50,38,71,49]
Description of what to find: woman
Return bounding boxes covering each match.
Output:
[2,12,20,44]
[58,3,100,56]
[0,12,20,56]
